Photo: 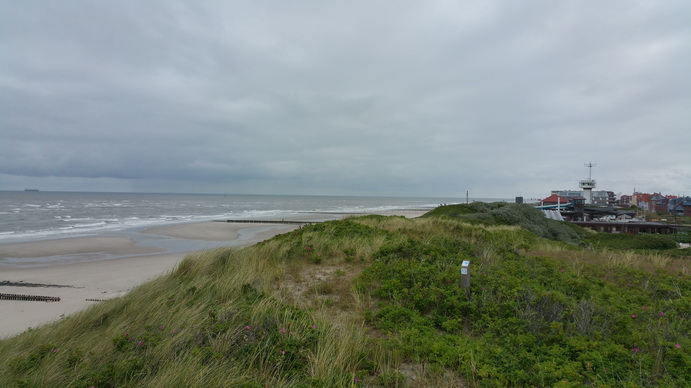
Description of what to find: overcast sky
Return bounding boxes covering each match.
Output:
[1,1,689,199]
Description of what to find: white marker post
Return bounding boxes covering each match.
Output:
[460,260,470,290]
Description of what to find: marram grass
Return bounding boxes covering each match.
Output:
[1,212,690,387]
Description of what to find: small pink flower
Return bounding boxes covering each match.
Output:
[311,325,316,329]
[354,378,360,382]
[675,344,682,348]
[280,328,287,333]
[159,325,164,330]
[642,306,648,310]
[604,368,608,372]
[633,347,640,353]
[52,348,58,353]
[245,325,251,330]
[658,312,665,317]
[631,314,636,319]
[627,282,633,286]
[280,350,286,355]
[129,337,135,341]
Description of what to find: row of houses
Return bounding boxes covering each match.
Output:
[619,193,691,216]
[542,191,691,217]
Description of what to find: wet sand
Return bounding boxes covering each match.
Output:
[0,236,165,260]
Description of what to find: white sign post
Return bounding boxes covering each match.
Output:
[460,260,470,290]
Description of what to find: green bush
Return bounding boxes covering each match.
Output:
[585,233,678,250]
[358,222,690,386]
[425,203,583,244]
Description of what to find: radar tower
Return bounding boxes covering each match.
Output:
[579,162,597,204]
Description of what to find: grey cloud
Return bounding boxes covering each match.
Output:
[1,1,690,197]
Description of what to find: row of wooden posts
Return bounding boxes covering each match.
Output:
[0,293,112,302]
[0,292,60,302]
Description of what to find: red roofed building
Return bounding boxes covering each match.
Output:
[633,192,677,212]
[542,194,570,205]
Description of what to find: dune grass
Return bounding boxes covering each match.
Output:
[1,213,689,387]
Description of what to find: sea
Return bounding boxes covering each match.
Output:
[0,191,509,245]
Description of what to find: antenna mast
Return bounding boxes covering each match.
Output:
[585,161,597,180]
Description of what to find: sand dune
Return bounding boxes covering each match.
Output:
[0,211,426,338]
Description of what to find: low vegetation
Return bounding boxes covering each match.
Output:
[423,202,586,244]
[584,233,678,251]
[1,207,689,387]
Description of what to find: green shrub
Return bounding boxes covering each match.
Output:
[358,219,690,386]
[425,203,583,244]
[585,233,678,250]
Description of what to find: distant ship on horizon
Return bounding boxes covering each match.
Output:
[24,188,39,192]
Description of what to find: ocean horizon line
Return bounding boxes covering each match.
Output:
[1,189,515,201]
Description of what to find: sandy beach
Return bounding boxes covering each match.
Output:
[0,221,303,338]
[0,211,426,339]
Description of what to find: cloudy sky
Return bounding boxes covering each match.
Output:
[1,1,689,199]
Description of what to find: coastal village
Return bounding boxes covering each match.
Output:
[531,164,690,236]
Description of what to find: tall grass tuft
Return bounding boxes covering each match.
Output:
[308,322,369,383]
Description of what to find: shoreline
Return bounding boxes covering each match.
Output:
[0,210,426,339]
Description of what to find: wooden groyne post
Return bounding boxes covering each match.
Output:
[0,293,61,302]
[216,219,318,225]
